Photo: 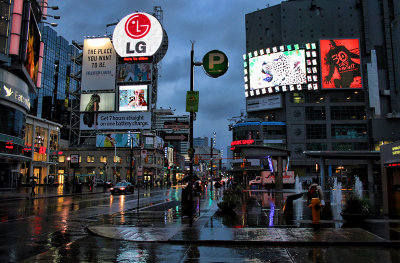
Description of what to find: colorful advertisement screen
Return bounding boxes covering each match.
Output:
[119,85,148,111]
[319,39,362,89]
[117,63,152,83]
[24,11,41,85]
[249,50,307,90]
[80,93,115,112]
[96,133,140,148]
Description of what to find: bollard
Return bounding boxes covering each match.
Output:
[309,198,321,224]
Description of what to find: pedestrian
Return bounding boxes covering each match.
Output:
[307,177,325,225]
[30,178,36,196]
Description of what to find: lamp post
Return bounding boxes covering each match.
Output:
[66,156,70,191]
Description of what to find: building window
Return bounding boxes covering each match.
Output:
[292,93,304,103]
[331,106,366,120]
[329,91,364,102]
[306,124,326,139]
[306,143,327,151]
[100,156,107,163]
[114,155,121,163]
[331,124,367,139]
[305,106,326,120]
[332,142,368,151]
[87,155,95,163]
[305,93,325,103]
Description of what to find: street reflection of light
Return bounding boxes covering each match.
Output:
[269,203,275,227]
[120,211,125,224]
[56,197,64,212]
[120,195,125,210]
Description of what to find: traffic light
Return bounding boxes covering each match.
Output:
[194,155,199,164]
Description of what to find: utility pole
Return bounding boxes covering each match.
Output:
[188,42,195,226]
[210,137,213,191]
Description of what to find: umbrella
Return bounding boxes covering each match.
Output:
[178,174,200,183]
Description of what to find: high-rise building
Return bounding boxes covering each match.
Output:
[232,0,400,191]
[30,25,80,141]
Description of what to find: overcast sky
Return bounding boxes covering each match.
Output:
[52,0,282,158]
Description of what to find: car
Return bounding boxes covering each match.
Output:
[95,178,105,186]
[105,180,113,188]
[110,182,134,194]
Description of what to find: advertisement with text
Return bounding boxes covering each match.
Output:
[320,39,362,89]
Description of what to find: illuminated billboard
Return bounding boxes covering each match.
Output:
[112,12,164,57]
[80,93,115,112]
[24,11,41,86]
[119,85,148,111]
[96,132,140,148]
[81,38,117,92]
[80,112,151,130]
[249,50,306,89]
[319,39,362,89]
[117,63,152,83]
[244,43,320,97]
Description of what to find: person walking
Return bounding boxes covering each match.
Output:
[29,178,37,197]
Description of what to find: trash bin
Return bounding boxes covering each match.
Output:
[75,183,82,193]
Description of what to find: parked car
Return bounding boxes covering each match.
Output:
[95,178,105,186]
[110,182,134,195]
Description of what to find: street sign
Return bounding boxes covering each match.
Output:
[202,50,229,78]
[186,91,199,112]
[165,133,188,141]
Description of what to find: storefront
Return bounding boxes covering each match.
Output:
[381,141,400,217]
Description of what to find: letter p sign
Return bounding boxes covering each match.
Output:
[202,50,229,78]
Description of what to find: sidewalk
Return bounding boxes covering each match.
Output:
[87,189,400,246]
[0,185,106,201]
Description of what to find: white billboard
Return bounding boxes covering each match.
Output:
[80,112,151,130]
[81,38,117,91]
[246,94,282,112]
[112,12,163,57]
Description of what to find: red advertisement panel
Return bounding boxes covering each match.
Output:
[320,39,362,89]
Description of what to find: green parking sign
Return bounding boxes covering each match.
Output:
[202,50,229,78]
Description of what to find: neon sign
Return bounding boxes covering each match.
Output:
[230,139,254,150]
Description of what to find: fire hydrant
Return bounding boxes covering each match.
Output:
[309,198,321,224]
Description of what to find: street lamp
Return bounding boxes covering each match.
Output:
[66,156,70,191]
[42,14,60,20]
[42,21,58,27]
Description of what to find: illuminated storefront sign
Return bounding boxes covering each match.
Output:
[230,139,254,150]
[112,12,164,57]
[0,69,30,110]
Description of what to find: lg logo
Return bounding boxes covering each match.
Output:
[124,14,150,54]
[125,14,151,39]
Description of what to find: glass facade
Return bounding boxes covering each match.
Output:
[30,26,81,140]
[0,104,26,138]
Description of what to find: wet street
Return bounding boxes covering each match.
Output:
[1,186,400,262]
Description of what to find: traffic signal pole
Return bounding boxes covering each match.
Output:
[188,42,196,226]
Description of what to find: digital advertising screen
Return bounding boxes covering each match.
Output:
[117,63,152,83]
[24,11,41,85]
[96,133,140,148]
[249,50,307,90]
[244,43,320,97]
[80,112,151,130]
[80,93,115,112]
[319,39,362,89]
[118,85,149,111]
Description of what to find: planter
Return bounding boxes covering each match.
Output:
[340,212,368,222]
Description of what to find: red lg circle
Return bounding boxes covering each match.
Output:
[125,14,151,39]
